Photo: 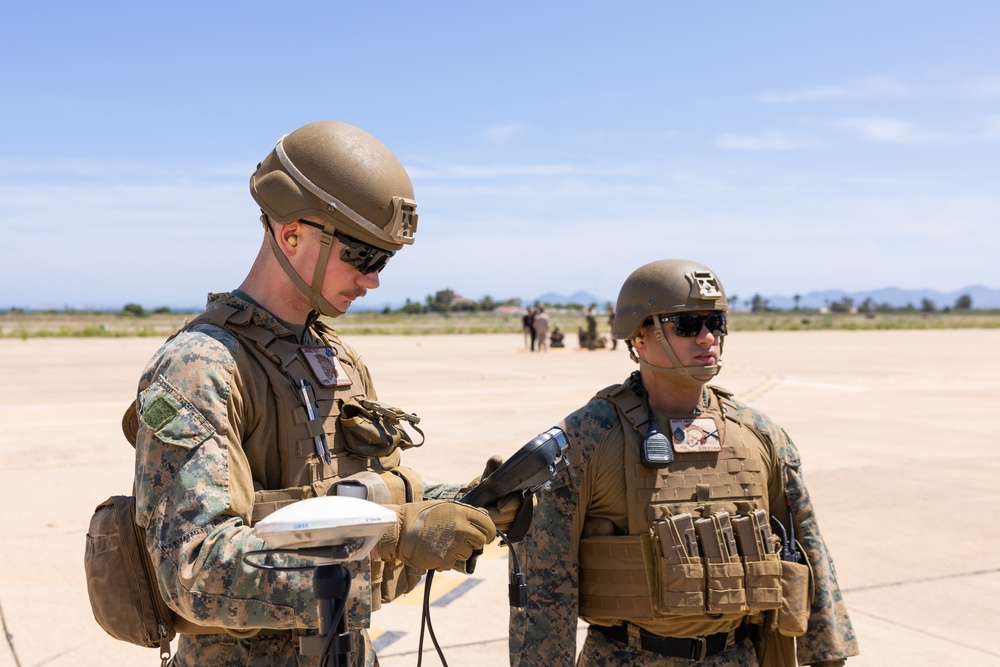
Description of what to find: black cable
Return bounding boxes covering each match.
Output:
[243,544,359,570]
[416,570,430,666]
[318,596,347,667]
[243,549,320,571]
[416,528,522,666]
[499,529,519,574]
[417,569,448,667]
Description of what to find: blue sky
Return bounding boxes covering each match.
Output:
[2,2,998,310]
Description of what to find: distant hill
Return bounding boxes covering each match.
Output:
[753,285,1000,311]
[531,291,609,307]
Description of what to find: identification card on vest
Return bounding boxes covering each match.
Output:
[669,417,722,453]
[300,346,352,388]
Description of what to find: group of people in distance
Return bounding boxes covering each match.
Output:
[522,304,552,351]
[106,120,858,667]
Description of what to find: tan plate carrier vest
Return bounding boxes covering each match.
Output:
[578,379,783,624]
[127,304,424,619]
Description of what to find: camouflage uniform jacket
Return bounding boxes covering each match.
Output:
[133,293,385,667]
[509,381,858,666]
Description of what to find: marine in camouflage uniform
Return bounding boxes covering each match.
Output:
[131,121,495,667]
[509,260,858,667]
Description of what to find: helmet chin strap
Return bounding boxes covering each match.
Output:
[262,216,345,318]
[629,319,723,384]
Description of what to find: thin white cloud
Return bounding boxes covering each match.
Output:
[759,76,910,104]
[836,114,1000,145]
[836,116,925,144]
[966,76,1000,98]
[715,131,816,151]
[483,124,522,145]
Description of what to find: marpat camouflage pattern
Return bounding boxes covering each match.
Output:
[134,294,379,667]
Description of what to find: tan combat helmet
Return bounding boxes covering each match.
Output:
[612,259,728,380]
[250,120,418,317]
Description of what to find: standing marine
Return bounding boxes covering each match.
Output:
[509,259,858,666]
[129,120,495,667]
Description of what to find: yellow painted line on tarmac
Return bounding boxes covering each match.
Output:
[396,571,478,606]
[782,379,869,392]
[374,542,509,611]
[741,374,782,403]
[369,628,406,653]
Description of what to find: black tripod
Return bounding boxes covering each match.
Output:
[245,544,361,667]
[299,563,354,667]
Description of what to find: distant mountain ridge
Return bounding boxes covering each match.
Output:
[753,284,1000,310]
[529,285,1000,310]
[532,290,608,307]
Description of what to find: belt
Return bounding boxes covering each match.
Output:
[593,622,750,662]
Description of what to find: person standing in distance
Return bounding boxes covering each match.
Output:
[533,305,551,352]
[130,121,495,667]
[509,259,857,666]
[606,303,618,350]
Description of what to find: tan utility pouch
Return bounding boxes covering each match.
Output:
[86,495,255,651]
[705,559,746,613]
[656,557,706,614]
[731,510,782,611]
[776,556,811,636]
[84,496,174,663]
[651,517,705,614]
[694,512,746,613]
[338,398,425,457]
[743,555,783,611]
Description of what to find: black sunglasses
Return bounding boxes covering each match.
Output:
[332,230,395,275]
[297,221,395,274]
[657,312,728,337]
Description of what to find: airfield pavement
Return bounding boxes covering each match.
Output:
[1,329,999,667]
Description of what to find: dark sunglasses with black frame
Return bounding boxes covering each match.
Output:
[298,220,396,274]
[653,312,728,337]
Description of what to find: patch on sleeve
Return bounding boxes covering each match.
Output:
[141,395,178,431]
[138,378,216,450]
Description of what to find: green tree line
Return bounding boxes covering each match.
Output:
[735,293,976,314]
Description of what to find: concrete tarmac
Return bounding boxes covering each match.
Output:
[1,330,998,667]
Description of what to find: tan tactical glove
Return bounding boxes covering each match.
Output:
[379,500,496,572]
[467,455,528,534]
